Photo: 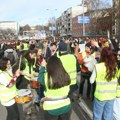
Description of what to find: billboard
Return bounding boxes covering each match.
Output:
[78,16,90,24]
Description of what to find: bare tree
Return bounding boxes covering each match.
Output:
[85,0,113,36]
[85,0,111,10]
[23,24,31,31]
[35,25,42,31]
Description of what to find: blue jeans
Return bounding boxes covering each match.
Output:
[93,97,115,120]
[35,86,44,102]
[113,98,120,120]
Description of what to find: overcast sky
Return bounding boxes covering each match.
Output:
[0,0,112,26]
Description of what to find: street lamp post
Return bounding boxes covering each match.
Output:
[46,9,57,41]
[83,0,85,36]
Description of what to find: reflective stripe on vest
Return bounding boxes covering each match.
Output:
[117,70,120,97]
[43,73,70,110]
[43,98,70,110]
[0,72,17,102]
[96,90,116,93]
[58,54,77,85]
[96,81,117,85]
[116,85,120,97]
[95,62,117,101]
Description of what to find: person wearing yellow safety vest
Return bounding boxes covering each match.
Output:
[37,56,71,120]
[16,41,23,51]
[16,41,24,56]
[16,41,20,51]
[33,47,44,106]
[0,57,20,120]
[74,41,96,99]
[18,49,37,115]
[23,41,29,51]
[15,49,37,90]
[113,49,120,120]
[90,47,118,120]
[57,40,80,100]
[19,49,37,86]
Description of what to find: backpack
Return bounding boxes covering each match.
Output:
[4,49,15,65]
[6,52,15,65]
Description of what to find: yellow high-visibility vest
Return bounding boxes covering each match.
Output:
[43,73,70,110]
[23,43,28,51]
[0,72,18,103]
[57,54,77,85]
[22,58,34,80]
[95,62,117,101]
[116,70,120,97]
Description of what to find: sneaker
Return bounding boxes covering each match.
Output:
[26,111,31,115]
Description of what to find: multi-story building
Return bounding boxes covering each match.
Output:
[72,8,112,37]
[56,5,87,37]
[56,16,62,36]
[0,21,19,35]
[112,0,120,39]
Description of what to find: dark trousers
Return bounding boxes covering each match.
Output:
[6,103,20,120]
[79,72,91,97]
[44,109,71,120]
[35,86,44,102]
[91,82,96,101]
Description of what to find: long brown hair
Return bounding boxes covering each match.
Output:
[23,49,36,73]
[47,56,70,89]
[99,47,117,81]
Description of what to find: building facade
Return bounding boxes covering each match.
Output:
[71,8,112,37]
[112,0,120,39]
[0,21,20,35]
[56,5,87,37]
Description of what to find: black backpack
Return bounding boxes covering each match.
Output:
[6,52,15,65]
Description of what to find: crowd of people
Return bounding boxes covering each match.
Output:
[0,36,120,120]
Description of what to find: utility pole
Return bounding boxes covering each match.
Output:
[83,0,85,36]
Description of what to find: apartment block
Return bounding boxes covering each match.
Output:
[56,5,87,37]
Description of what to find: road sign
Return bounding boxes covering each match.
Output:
[78,16,90,24]
[49,26,56,31]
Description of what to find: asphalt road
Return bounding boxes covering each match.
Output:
[0,75,93,120]
[0,95,93,120]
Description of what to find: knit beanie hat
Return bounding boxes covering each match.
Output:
[58,41,67,51]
